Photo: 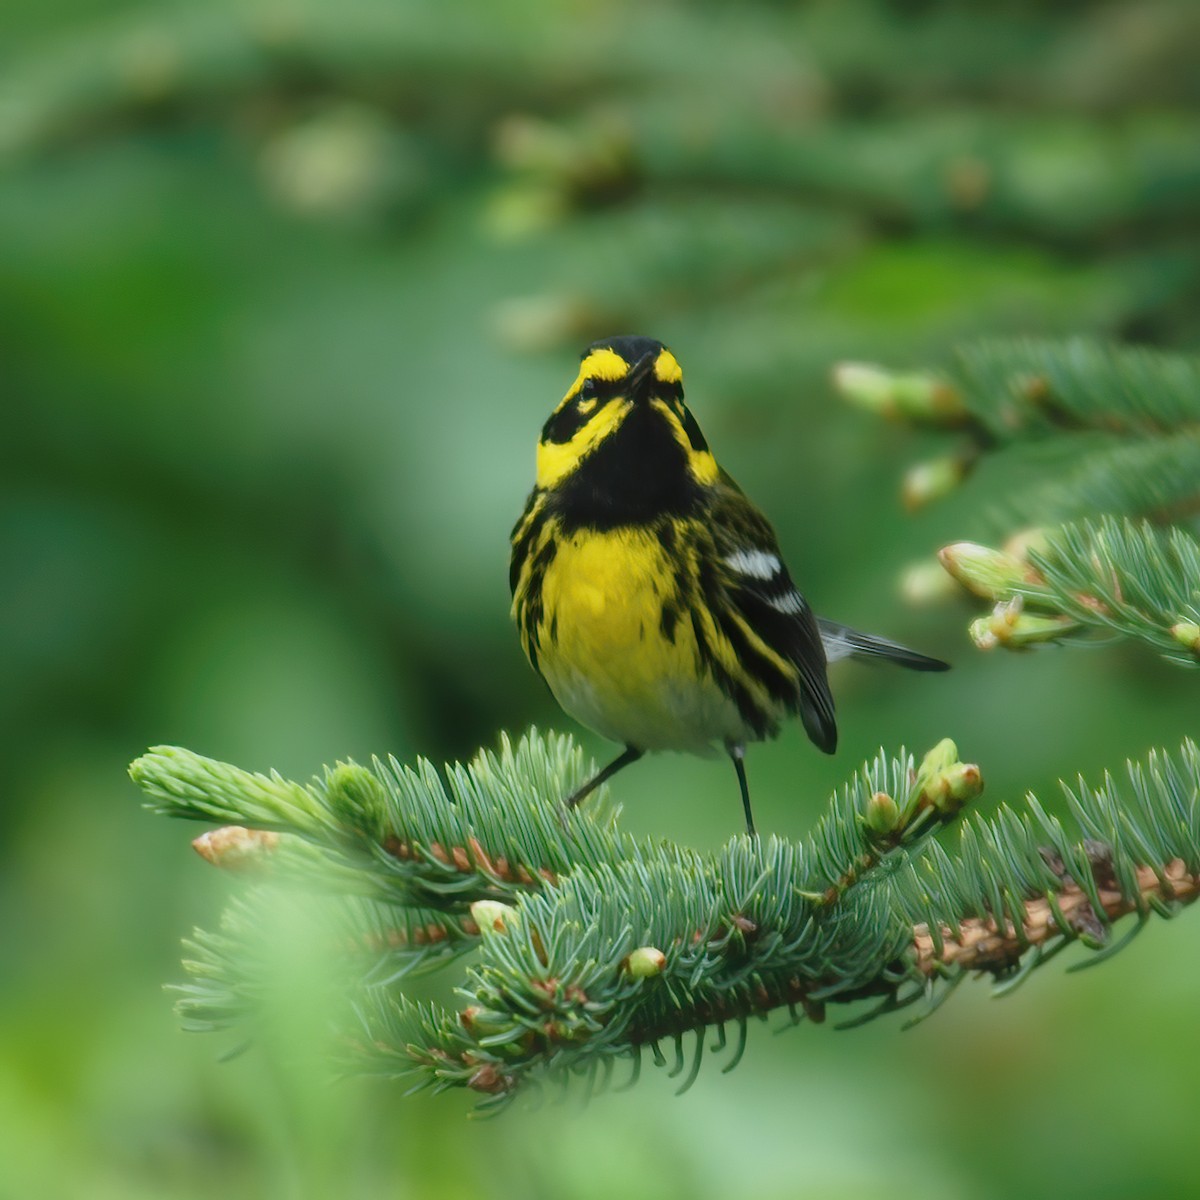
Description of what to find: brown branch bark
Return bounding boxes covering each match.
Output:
[912,858,1200,975]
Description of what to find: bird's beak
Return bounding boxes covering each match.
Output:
[626,351,658,397]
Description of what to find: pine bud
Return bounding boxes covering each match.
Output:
[912,738,956,801]
[324,762,388,833]
[192,825,279,870]
[938,763,984,813]
[624,946,667,979]
[493,114,579,175]
[1002,527,1053,563]
[968,613,1002,650]
[911,741,983,816]
[900,559,960,606]
[832,362,965,424]
[938,542,1034,600]
[916,737,960,781]
[970,599,1077,650]
[943,154,991,210]
[902,456,967,511]
[864,791,901,838]
[258,104,409,222]
[117,28,181,102]
[490,292,591,351]
[470,900,517,935]
[466,1063,512,1095]
[483,183,566,240]
[460,1006,517,1037]
[1170,622,1200,656]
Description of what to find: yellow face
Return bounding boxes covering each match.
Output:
[535,341,718,492]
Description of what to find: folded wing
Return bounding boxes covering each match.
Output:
[708,479,838,753]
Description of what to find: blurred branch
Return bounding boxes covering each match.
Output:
[836,337,1200,657]
[133,730,1200,1109]
[940,518,1200,662]
[7,4,1200,251]
[836,337,1200,448]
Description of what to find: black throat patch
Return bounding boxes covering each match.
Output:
[552,399,700,531]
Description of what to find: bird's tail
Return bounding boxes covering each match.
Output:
[817,618,949,672]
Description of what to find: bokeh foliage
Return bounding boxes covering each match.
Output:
[2,1,1198,1198]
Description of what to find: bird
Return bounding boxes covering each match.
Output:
[509,335,948,835]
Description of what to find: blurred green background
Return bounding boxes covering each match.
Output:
[3,1,1199,1197]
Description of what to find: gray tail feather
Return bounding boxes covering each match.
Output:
[817,619,950,672]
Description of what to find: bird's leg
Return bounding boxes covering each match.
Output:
[728,744,756,836]
[565,745,644,811]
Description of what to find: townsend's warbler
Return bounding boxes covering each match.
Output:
[510,336,948,834]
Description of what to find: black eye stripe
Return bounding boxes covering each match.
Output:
[541,376,698,447]
[542,372,636,443]
[541,401,591,445]
[587,377,625,401]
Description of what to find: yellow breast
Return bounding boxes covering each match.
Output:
[529,526,748,754]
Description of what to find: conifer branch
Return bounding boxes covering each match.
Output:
[950,338,1200,441]
[834,337,1200,526]
[134,733,640,908]
[939,517,1200,662]
[912,857,1199,977]
[132,731,1200,1109]
[835,337,1200,661]
[836,337,1200,443]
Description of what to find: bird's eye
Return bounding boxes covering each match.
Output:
[574,378,600,414]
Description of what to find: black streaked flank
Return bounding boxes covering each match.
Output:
[523,536,557,630]
[510,506,557,673]
[689,611,773,740]
[659,596,683,643]
[509,494,547,593]
[655,524,684,642]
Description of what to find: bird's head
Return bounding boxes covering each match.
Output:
[535,337,719,516]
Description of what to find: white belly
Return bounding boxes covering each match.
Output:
[543,658,749,755]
